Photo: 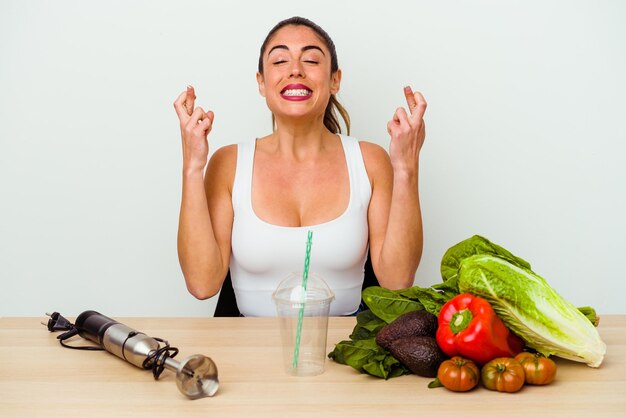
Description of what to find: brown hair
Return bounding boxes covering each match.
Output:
[258,16,350,135]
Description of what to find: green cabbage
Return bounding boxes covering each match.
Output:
[457,252,606,367]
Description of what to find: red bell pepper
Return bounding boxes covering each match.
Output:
[436,293,524,365]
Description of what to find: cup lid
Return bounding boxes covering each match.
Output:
[272,272,335,305]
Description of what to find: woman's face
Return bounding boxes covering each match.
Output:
[257,24,341,125]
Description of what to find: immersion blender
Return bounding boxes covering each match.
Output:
[47,310,218,399]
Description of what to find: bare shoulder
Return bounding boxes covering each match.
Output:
[209,143,237,165]
[358,140,392,181]
[205,144,238,190]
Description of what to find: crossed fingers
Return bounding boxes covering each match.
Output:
[403,85,427,122]
[174,85,196,120]
[173,85,214,130]
[183,85,196,116]
[388,85,427,140]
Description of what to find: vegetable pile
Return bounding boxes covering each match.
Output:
[328,235,607,386]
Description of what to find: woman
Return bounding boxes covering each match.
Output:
[174,16,427,316]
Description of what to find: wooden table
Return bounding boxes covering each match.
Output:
[1,316,624,417]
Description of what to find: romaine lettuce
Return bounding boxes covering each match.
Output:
[457,253,606,367]
[441,234,532,282]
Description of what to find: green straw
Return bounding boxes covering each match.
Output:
[293,230,313,369]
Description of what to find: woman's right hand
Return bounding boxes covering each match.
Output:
[173,85,215,173]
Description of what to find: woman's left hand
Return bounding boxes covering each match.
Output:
[387,86,427,175]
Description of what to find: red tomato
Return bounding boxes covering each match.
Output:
[481,357,525,393]
[515,352,557,385]
[437,356,480,392]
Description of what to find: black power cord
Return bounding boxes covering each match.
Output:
[43,311,73,332]
[43,311,103,351]
[142,338,179,380]
[43,311,179,380]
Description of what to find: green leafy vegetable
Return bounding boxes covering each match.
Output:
[349,309,387,340]
[430,275,460,299]
[330,234,605,379]
[577,306,600,327]
[394,286,452,316]
[457,253,606,367]
[361,287,423,323]
[441,235,532,282]
[328,336,409,379]
[329,285,452,379]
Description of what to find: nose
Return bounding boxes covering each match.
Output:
[289,61,304,78]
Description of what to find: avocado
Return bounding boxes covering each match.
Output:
[375,310,438,350]
[388,336,446,377]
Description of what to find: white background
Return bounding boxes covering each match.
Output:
[1,0,625,316]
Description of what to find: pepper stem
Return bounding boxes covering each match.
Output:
[450,309,473,334]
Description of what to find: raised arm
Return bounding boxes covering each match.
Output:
[174,86,233,299]
[365,86,427,289]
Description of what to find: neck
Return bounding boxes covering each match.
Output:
[267,116,336,160]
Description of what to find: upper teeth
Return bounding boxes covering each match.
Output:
[283,89,310,97]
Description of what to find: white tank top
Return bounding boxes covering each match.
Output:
[229,135,372,316]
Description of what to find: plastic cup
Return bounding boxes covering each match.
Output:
[272,272,335,376]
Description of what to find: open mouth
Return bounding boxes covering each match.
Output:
[282,88,312,97]
[280,84,312,100]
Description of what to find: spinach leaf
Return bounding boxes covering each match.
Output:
[328,338,409,379]
[362,287,423,323]
[327,338,379,370]
[431,275,460,299]
[362,351,410,379]
[394,286,452,316]
[349,309,387,340]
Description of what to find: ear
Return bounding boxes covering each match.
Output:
[256,72,266,97]
[330,69,342,95]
